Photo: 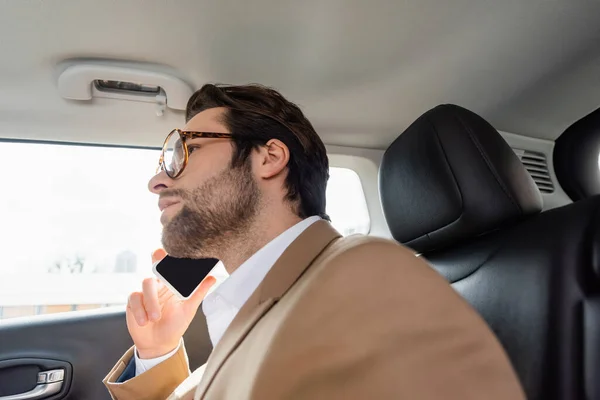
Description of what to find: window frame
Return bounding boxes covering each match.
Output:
[0,140,380,320]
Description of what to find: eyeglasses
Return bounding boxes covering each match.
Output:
[156,129,264,179]
[157,107,305,179]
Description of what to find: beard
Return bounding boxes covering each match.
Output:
[161,160,261,259]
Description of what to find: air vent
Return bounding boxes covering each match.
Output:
[512,148,554,193]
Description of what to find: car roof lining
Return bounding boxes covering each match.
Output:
[1,0,600,149]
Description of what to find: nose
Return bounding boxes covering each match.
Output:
[148,170,171,194]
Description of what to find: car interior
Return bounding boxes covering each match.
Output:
[1,1,600,400]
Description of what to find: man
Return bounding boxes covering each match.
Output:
[103,84,525,399]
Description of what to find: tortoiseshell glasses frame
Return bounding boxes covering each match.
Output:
[156,129,263,179]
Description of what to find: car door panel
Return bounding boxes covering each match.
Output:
[0,309,212,399]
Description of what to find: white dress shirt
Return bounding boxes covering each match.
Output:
[135,216,321,375]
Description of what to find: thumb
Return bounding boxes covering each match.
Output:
[184,275,217,313]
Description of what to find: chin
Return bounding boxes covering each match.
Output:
[159,215,170,226]
[160,205,183,225]
[163,236,214,260]
[161,239,189,258]
[161,229,198,259]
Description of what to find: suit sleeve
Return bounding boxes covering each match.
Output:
[116,357,136,383]
[103,343,191,400]
[251,238,526,400]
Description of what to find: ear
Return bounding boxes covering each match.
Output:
[255,139,290,179]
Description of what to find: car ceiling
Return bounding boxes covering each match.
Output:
[1,0,599,149]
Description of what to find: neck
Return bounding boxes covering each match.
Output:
[218,209,304,275]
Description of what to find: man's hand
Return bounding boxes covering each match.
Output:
[126,249,216,359]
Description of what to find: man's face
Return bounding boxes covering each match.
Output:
[148,107,261,259]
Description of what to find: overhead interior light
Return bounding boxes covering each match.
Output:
[94,80,161,94]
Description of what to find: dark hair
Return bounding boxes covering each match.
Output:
[186,83,330,221]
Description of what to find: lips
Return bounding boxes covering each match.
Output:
[158,198,180,212]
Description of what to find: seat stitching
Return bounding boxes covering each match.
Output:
[454,112,522,214]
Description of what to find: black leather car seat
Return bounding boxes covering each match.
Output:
[379,104,600,400]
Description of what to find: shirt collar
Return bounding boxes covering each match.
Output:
[204,216,321,312]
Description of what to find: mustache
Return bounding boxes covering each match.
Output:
[159,188,192,201]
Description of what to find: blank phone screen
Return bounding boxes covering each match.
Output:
[155,256,220,298]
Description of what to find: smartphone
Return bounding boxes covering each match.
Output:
[152,255,220,300]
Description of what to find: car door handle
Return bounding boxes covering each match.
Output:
[0,369,64,400]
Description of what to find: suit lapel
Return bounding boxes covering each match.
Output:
[192,220,341,399]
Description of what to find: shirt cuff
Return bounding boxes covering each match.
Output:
[134,339,182,376]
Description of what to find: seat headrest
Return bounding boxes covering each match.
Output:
[379,104,543,253]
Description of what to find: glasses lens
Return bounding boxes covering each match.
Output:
[163,131,185,177]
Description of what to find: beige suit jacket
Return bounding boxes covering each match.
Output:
[104,221,525,399]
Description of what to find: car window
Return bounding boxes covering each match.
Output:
[0,141,370,319]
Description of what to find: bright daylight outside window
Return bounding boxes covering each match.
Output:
[0,142,370,320]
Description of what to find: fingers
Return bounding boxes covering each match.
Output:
[142,277,162,322]
[157,281,172,300]
[128,292,149,326]
[184,276,217,313]
[152,248,167,264]
[126,249,169,327]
